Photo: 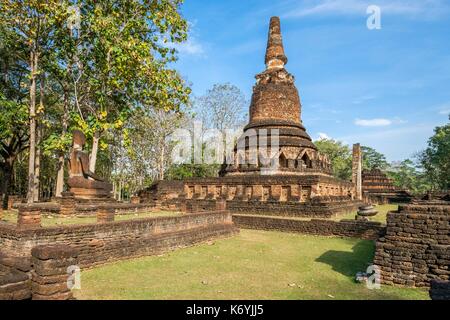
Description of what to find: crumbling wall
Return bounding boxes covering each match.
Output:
[0,211,238,269]
[232,214,385,240]
[374,202,450,287]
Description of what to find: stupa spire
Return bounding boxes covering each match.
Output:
[265,16,288,70]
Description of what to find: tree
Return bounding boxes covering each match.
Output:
[0,25,30,208]
[191,83,247,177]
[361,146,389,170]
[67,0,191,173]
[417,117,450,190]
[0,95,29,209]
[315,138,352,180]
[195,83,247,133]
[1,0,70,202]
[387,159,432,195]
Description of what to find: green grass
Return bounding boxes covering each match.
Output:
[331,204,398,224]
[0,210,182,227]
[73,229,428,300]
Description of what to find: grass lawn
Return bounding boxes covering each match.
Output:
[331,204,398,224]
[73,229,429,300]
[0,210,182,227]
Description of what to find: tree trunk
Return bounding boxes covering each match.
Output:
[159,141,165,180]
[55,90,69,197]
[1,163,13,210]
[89,131,100,173]
[33,75,44,202]
[33,122,41,202]
[27,49,38,203]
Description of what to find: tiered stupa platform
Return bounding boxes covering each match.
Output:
[362,169,412,204]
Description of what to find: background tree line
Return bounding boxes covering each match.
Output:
[314,117,450,195]
[1,1,447,207]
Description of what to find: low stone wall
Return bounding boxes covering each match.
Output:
[178,198,361,218]
[0,211,238,269]
[232,214,385,240]
[0,253,32,300]
[374,202,450,287]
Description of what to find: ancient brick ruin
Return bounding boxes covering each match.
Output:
[374,199,449,287]
[362,168,412,204]
[143,17,361,217]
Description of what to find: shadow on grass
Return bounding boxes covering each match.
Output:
[315,240,426,300]
[315,240,374,278]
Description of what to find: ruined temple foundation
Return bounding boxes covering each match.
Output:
[140,17,361,217]
[362,169,412,204]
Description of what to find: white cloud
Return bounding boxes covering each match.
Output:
[167,20,206,57]
[355,118,392,127]
[352,95,376,105]
[283,0,450,19]
[175,38,205,56]
[317,132,332,140]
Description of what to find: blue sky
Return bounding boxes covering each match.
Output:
[172,0,450,162]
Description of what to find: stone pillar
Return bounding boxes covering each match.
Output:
[352,143,363,201]
[17,205,41,229]
[31,245,79,300]
[130,196,140,204]
[60,192,76,216]
[97,206,115,223]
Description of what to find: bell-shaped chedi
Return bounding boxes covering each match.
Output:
[224,17,331,176]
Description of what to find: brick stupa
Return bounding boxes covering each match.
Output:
[223,17,331,176]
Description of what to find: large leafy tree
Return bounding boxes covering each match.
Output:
[418,117,450,190]
[68,0,191,173]
[315,138,353,180]
[0,0,70,202]
[0,25,30,208]
[1,0,192,200]
[361,146,389,170]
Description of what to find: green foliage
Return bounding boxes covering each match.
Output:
[361,146,389,170]
[417,118,450,191]
[387,159,432,195]
[315,139,352,180]
[166,164,220,180]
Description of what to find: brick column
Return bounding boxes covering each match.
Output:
[352,143,363,200]
[60,192,76,216]
[97,206,115,223]
[31,245,79,300]
[17,205,41,229]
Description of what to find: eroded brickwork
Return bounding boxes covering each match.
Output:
[374,201,450,287]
